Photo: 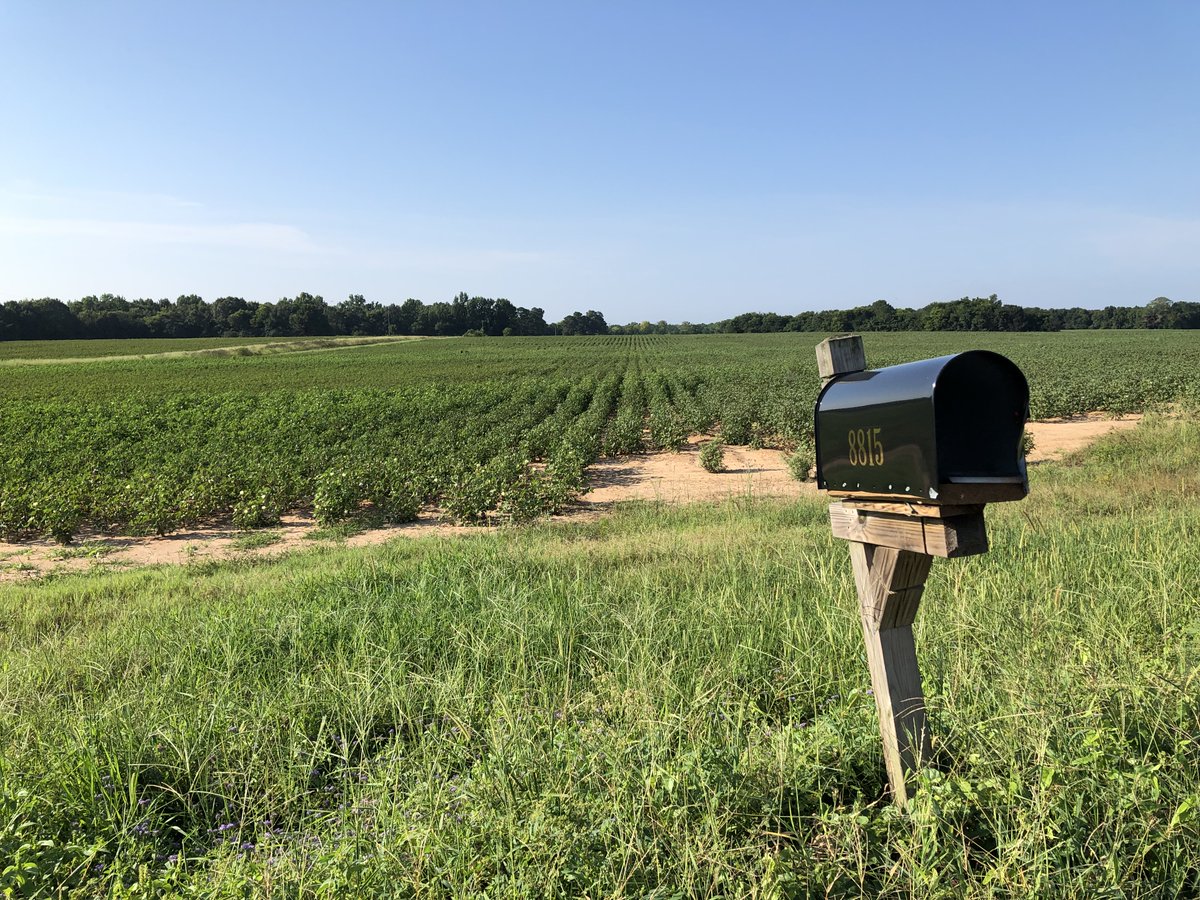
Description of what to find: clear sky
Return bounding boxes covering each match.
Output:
[2,2,1197,321]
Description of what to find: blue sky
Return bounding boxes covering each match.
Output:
[2,2,1197,321]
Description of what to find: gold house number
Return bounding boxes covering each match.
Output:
[848,427,885,466]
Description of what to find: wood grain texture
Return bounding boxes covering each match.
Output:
[870,623,929,800]
[816,335,866,381]
[857,546,932,627]
[841,501,984,519]
[829,504,988,558]
[848,543,934,807]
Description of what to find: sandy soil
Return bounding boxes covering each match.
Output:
[0,512,480,582]
[0,415,1140,582]
[1024,412,1141,463]
[582,434,807,506]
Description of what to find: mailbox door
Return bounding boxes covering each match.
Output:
[932,351,1029,484]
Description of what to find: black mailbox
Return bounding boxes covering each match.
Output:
[815,350,1029,503]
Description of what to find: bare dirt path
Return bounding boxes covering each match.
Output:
[0,415,1140,582]
[582,434,804,506]
[0,335,427,366]
[0,513,478,582]
[1024,412,1141,463]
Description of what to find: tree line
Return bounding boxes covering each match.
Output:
[0,292,610,341]
[2,292,1198,342]
[608,295,1200,334]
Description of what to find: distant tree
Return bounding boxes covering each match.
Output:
[251,302,282,336]
[70,294,150,339]
[557,311,585,335]
[1167,301,1200,329]
[333,294,370,335]
[513,306,548,335]
[19,298,79,339]
[175,294,215,337]
[212,296,249,335]
[997,304,1029,332]
[1142,296,1172,329]
[489,298,517,335]
[394,298,424,334]
[10,289,1200,343]
[1060,307,1093,330]
[585,310,608,334]
[227,308,256,336]
[287,293,331,335]
[868,299,897,330]
[557,310,609,335]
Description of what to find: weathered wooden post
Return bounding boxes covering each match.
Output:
[814,335,1029,807]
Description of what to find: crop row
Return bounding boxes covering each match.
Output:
[0,362,811,542]
[3,332,1198,542]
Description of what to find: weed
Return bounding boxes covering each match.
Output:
[49,542,112,560]
[699,439,726,472]
[229,530,284,551]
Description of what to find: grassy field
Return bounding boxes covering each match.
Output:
[2,331,1200,896]
[2,407,1200,896]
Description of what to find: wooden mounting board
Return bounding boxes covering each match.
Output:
[829,504,988,558]
[840,500,983,519]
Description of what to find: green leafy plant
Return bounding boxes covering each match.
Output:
[648,409,688,452]
[748,421,766,450]
[603,409,644,456]
[699,440,725,473]
[232,489,285,530]
[29,492,83,544]
[719,412,751,446]
[363,458,423,524]
[312,467,365,526]
[786,432,817,482]
[230,530,283,551]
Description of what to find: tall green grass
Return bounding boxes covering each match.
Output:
[2,415,1199,896]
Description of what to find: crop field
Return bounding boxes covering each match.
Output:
[2,331,1200,896]
[0,336,282,360]
[0,335,415,364]
[2,331,1199,544]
